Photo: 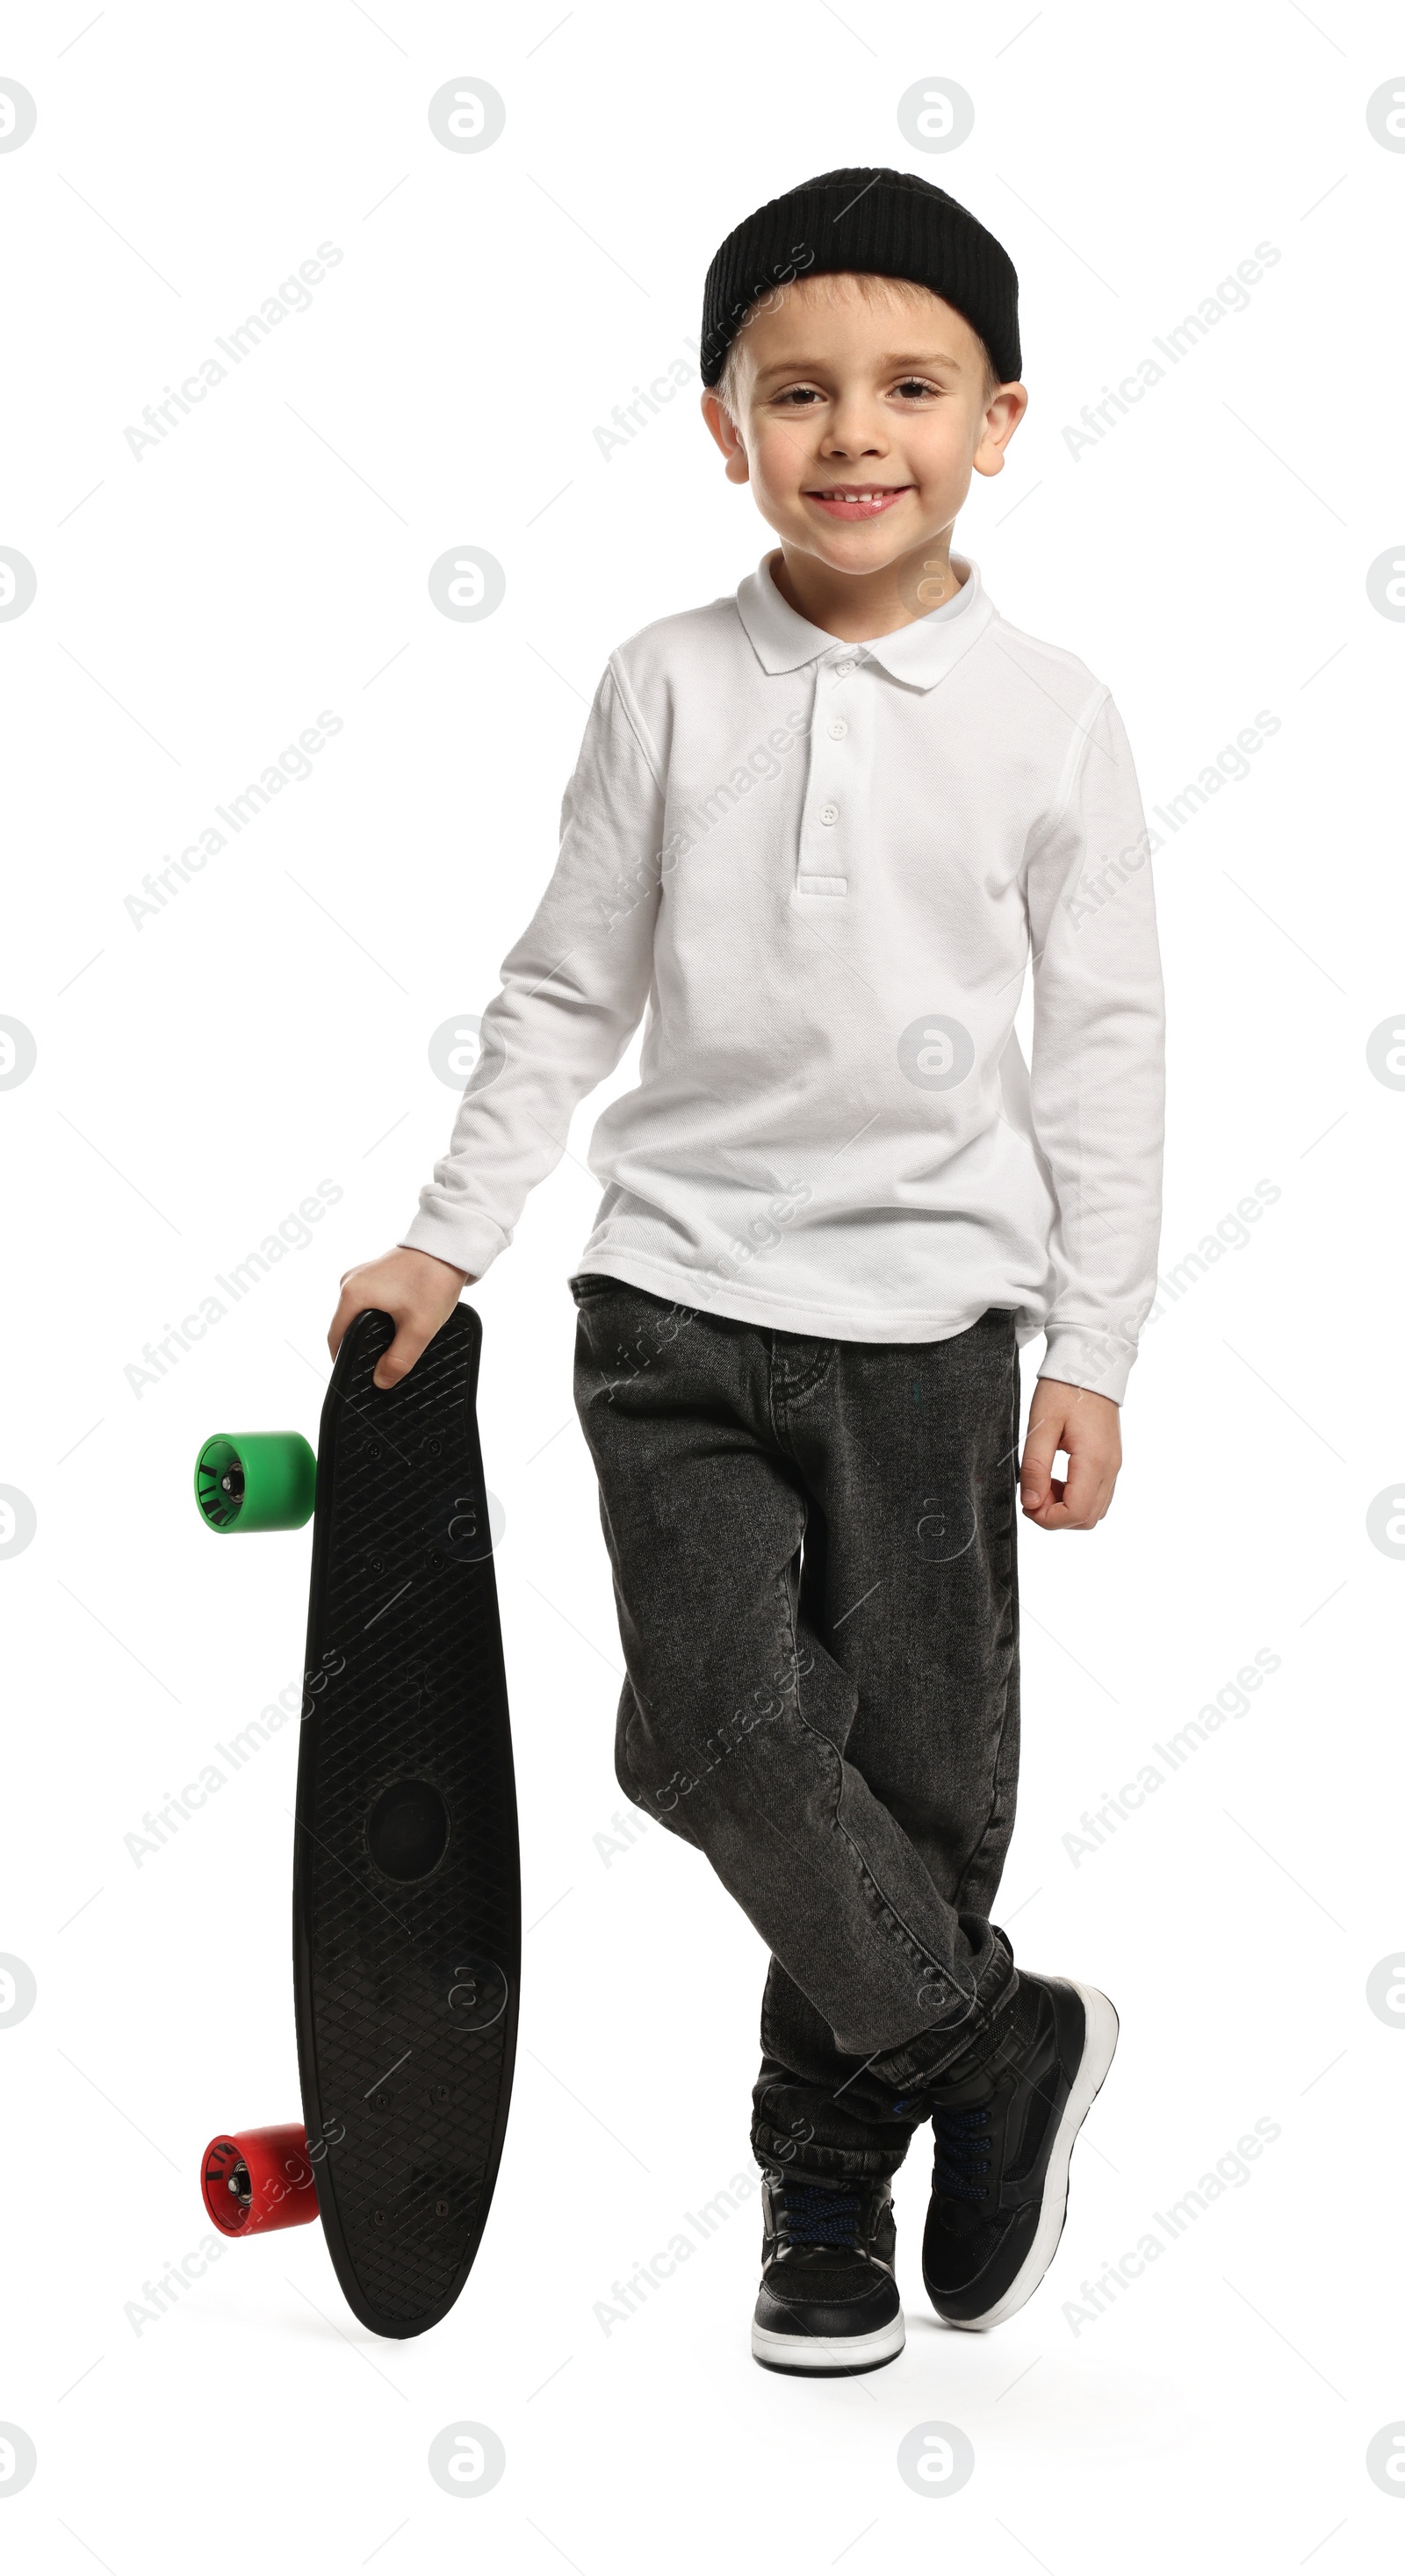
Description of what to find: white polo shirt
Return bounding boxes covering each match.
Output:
[402,551,1164,1400]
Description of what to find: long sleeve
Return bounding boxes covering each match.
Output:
[400,660,666,1278]
[1023,689,1165,1403]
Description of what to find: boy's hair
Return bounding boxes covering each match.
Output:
[712,270,1000,428]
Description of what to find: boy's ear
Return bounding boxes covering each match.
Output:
[972,382,1028,479]
[701,390,751,485]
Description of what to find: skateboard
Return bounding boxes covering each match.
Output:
[191,1304,519,2340]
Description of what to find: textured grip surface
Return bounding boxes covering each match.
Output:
[292,1304,519,2337]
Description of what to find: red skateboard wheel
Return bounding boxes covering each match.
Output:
[201,2124,320,2236]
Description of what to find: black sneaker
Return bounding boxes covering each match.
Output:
[752,2173,904,2375]
[922,1972,1118,2331]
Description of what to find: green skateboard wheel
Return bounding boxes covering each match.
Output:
[193,1431,316,1535]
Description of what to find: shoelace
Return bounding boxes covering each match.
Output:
[778,2182,863,2248]
[933,2102,992,2204]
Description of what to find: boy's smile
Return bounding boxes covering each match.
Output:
[804,482,913,521]
[702,270,1027,641]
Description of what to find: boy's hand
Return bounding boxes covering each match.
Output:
[328,1248,473,1391]
[1020,1378,1121,1531]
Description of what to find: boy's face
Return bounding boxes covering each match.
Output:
[701,273,1025,594]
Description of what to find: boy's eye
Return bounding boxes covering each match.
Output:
[893,378,938,399]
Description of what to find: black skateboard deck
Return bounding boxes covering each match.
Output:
[291,1304,519,2337]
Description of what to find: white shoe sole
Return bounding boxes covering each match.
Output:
[752,2311,906,2375]
[944,1978,1120,2334]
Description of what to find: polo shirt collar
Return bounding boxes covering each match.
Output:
[735,549,995,691]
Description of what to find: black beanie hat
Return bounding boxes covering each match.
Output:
[700,166,1020,391]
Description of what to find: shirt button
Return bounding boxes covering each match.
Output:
[819,802,839,825]
[828,719,847,740]
[834,658,856,677]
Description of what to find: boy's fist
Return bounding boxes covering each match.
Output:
[328,1247,473,1391]
[1020,1378,1121,1531]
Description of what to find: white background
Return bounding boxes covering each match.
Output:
[3,2,1401,2567]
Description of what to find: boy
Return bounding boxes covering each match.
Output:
[329,168,1164,2376]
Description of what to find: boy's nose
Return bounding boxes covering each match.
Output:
[821,423,888,458]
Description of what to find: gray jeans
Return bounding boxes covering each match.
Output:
[570,1275,1022,2182]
